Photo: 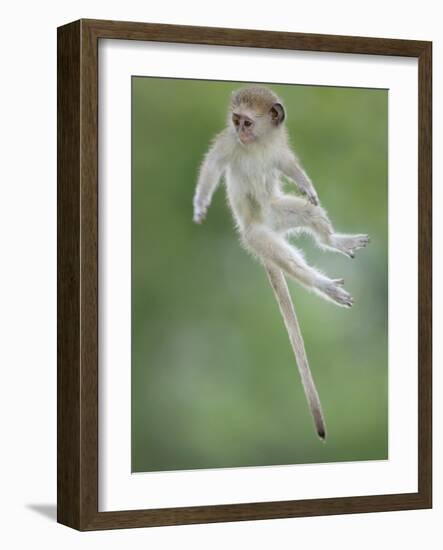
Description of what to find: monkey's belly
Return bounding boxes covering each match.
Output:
[226,187,272,229]
[226,169,277,228]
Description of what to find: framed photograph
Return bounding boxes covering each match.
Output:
[57,19,432,530]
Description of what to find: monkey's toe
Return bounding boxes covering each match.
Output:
[323,280,354,308]
[356,234,370,249]
[341,234,369,259]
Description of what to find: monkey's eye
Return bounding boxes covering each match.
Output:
[232,117,240,126]
[244,120,252,127]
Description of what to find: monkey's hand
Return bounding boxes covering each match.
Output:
[193,203,208,224]
[304,187,319,206]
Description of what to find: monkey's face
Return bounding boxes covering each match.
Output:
[232,112,258,145]
[231,102,285,146]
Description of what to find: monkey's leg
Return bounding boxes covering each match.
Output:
[242,225,353,308]
[269,197,369,258]
[265,264,326,439]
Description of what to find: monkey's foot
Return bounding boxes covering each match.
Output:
[331,233,370,259]
[321,278,354,308]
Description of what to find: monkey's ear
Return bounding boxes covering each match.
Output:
[270,103,285,125]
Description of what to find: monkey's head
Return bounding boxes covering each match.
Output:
[229,86,286,145]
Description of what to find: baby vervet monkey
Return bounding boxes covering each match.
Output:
[193,86,369,439]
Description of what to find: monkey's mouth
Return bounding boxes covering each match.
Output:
[239,133,256,145]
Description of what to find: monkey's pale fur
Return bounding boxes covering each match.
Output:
[193,86,369,438]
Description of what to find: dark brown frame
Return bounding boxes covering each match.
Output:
[57,18,432,531]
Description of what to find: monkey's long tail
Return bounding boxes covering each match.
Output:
[265,264,326,440]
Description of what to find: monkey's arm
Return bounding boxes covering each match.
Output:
[193,135,229,224]
[277,149,319,206]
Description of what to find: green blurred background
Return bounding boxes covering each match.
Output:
[131,77,388,473]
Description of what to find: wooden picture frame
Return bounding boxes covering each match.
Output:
[57,18,432,530]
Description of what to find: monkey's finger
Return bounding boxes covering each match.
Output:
[307,194,319,206]
[193,210,206,224]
